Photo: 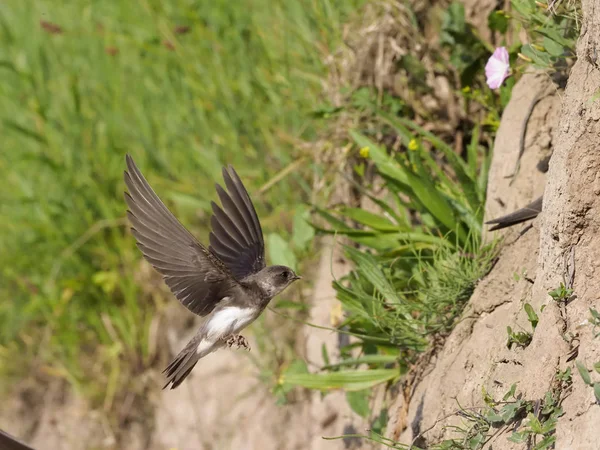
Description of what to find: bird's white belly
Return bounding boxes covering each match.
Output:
[205,306,257,341]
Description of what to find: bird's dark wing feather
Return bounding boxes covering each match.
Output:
[0,428,35,450]
[124,155,237,317]
[208,166,265,279]
[486,196,543,231]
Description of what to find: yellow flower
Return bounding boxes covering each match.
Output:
[408,139,419,151]
[359,146,370,158]
[462,86,471,93]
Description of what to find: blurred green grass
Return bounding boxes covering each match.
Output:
[0,0,363,401]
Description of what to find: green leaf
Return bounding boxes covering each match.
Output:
[542,36,564,57]
[346,390,371,418]
[503,383,517,401]
[467,123,480,180]
[524,303,539,330]
[535,27,573,48]
[467,432,486,449]
[540,415,558,434]
[488,10,509,33]
[344,246,403,307]
[485,411,504,423]
[556,367,571,383]
[92,271,118,294]
[267,233,297,270]
[350,131,409,185]
[321,344,330,367]
[521,43,551,68]
[376,111,482,217]
[441,2,466,40]
[292,205,315,250]
[508,431,528,443]
[376,111,470,176]
[4,119,48,145]
[312,206,350,231]
[339,207,398,231]
[533,435,556,450]
[594,383,600,403]
[576,360,592,386]
[278,359,309,397]
[501,400,524,422]
[594,361,600,374]
[281,368,398,391]
[322,354,398,370]
[527,412,542,433]
[500,76,516,108]
[274,300,309,311]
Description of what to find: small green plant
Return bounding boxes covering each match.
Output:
[548,282,573,302]
[556,366,572,384]
[506,326,532,349]
[506,303,539,349]
[575,360,600,403]
[336,372,572,449]
[437,375,569,449]
[506,370,571,449]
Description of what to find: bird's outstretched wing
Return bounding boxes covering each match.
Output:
[124,155,237,317]
[486,196,543,231]
[208,166,266,280]
[0,428,35,450]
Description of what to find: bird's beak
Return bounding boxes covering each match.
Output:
[293,275,302,281]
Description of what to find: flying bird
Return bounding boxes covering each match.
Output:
[0,428,35,450]
[124,155,301,389]
[486,195,543,231]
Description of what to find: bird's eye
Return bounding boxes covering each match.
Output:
[282,271,291,279]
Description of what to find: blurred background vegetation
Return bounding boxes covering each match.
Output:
[0,0,363,404]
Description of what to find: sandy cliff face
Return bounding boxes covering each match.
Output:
[386,2,600,448]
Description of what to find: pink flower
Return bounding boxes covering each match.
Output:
[485,47,510,89]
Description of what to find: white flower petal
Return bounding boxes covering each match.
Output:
[485,47,510,90]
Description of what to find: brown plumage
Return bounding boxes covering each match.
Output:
[124,155,300,389]
[486,196,543,231]
[0,428,35,450]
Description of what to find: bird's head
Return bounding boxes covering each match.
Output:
[257,265,301,298]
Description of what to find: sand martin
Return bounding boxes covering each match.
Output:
[486,195,543,231]
[0,428,35,450]
[124,155,301,389]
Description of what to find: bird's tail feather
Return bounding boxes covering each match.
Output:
[162,335,221,389]
[486,196,543,231]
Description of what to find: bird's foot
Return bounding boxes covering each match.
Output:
[225,334,251,351]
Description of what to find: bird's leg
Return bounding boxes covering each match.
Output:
[224,334,251,351]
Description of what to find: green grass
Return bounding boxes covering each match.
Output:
[0,0,364,405]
